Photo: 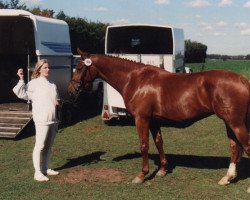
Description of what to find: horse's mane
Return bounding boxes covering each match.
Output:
[94,54,148,69]
[91,53,173,75]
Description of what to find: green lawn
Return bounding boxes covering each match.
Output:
[1,116,249,200]
[186,59,250,79]
[1,60,250,200]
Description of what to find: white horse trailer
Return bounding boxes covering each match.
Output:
[102,24,187,123]
[0,9,72,100]
[0,9,72,137]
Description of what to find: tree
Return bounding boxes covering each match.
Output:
[56,10,67,21]
[9,0,26,9]
[185,40,207,63]
[59,15,109,54]
[29,7,54,18]
[0,0,9,8]
[0,0,27,9]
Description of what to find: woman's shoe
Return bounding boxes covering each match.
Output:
[47,169,59,176]
[34,172,49,182]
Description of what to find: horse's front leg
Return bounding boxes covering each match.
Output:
[218,138,243,185]
[132,116,150,184]
[150,123,167,177]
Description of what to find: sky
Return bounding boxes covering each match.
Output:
[21,0,250,55]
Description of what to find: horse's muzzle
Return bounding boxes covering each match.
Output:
[68,83,77,101]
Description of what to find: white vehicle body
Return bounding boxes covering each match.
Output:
[102,24,186,122]
[0,9,72,101]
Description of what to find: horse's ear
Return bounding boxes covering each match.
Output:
[77,48,90,59]
[77,48,83,56]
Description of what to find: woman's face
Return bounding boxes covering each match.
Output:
[39,63,50,78]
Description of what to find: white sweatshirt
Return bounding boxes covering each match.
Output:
[13,76,59,125]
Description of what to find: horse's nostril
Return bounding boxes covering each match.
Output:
[68,90,74,97]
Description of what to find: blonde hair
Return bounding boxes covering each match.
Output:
[31,59,49,79]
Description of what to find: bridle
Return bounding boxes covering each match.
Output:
[69,58,93,103]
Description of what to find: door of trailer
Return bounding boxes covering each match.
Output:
[0,15,37,103]
[0,13,37,138]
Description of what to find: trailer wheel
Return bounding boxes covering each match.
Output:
[103,119,115,126]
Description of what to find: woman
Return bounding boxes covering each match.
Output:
[13,59,60,182]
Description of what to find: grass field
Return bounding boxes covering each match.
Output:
[186,59,250,79]
[1,60,250,200]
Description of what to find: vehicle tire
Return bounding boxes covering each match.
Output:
[103,118,115,126]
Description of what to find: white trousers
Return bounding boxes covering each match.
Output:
[32,123,58,174]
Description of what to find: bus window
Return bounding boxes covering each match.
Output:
[106,26,173,54]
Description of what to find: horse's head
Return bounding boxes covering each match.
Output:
[68,48,98,101]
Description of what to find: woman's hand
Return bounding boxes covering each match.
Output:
[17,68,24,80]
[55,99,62,107]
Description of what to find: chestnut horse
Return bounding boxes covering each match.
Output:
[69,49,250,191]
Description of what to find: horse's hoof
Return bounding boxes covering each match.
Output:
[247,187,250,193]
[132,176,143,184]
[218,177,230,186]
[156,170,166,177]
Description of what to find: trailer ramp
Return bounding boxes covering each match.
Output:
[0,103,32,138]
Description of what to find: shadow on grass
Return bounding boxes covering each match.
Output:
[14,121,35,140]
[55,151,106,171]
[113,152,250,182]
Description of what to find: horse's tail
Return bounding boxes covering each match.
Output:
[246,81,250,132]
[247,103,250,133]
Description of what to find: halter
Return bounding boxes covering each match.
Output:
[69,58,93,103]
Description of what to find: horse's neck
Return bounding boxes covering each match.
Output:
[94,56,134,94]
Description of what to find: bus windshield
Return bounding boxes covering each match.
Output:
[106,26,173,54]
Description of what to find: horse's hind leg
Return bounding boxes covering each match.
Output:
[230,124,250,156]
[150,123,167,177]
[219,126,243,185]
[218,126,245,185]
